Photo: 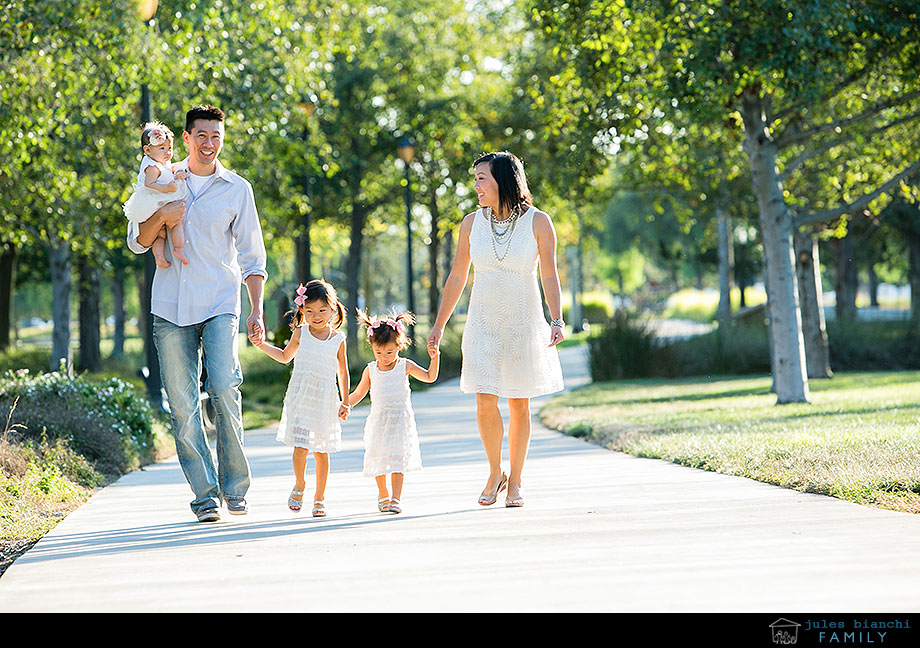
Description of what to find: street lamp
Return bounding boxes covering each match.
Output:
[296,95,317,281]
[138,0,163,410]
[397,137,416,343]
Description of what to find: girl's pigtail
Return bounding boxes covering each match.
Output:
[331,299,347,331]
[286,305,304,331]
[356,309,374,331]
[394,311,416,328]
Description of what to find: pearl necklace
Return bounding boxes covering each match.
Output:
[487,205,523,263]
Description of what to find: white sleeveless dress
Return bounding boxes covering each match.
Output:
[460,206,565,398]
[362,357,422,477]
[122,156,188,224]
[275,327,345,452]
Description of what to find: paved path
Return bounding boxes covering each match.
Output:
[2,346,920,612]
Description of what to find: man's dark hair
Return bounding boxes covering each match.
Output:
[185,105,225,133]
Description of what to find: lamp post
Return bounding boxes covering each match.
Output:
[297,95,316,281]
[138,0,164,410]
[397,137,416,343]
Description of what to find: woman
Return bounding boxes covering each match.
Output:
[427,151,565,508]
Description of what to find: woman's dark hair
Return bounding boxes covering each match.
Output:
[185,104,225,133]
[288,279,346,331]
[357,309,415,350]
[473,151,533,216]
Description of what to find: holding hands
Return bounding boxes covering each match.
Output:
[427,326,442,356]
[248,318,265,347]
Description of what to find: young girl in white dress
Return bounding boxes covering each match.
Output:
[122,122,189,268]
[249,280,350,518]
[348,310,439,514]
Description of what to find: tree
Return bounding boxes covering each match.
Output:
[532,0,920,402]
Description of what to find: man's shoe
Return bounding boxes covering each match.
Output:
[196,507,221,523]
[226,498,249,515]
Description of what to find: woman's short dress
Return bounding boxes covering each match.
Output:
[275,328,345,453]
[123,156,188,224]
[460,206,565,399]
[362,357,422,477]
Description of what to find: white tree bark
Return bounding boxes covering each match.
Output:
[741,88,809,403]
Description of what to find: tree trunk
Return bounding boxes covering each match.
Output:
[110,263,126,359]
[833,233,858,321]
[795,229,832,379]
[427,184,441,327]
[866,263,879,307]
[741,87,809,403]
[49,239,72,373]
[908,233,920,332]
[77,256,102,372]
[345,200,366,351]
[570,210,585,333]
[0,242,15,352]
[716,207,734,329]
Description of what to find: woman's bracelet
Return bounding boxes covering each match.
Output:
[550,318,564,328]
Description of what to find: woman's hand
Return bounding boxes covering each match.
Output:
[427,326,443,353]
[549,324,565,347]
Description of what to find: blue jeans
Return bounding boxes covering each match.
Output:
[153,314,250,513]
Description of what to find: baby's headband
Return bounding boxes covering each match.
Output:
[146,129,170,147]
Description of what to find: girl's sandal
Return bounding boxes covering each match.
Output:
[378,497,390,513]
[388,498,402,514]
[312,500,327,518]
[288,489,304,512]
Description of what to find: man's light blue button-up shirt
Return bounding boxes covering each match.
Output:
[126,158,267,327]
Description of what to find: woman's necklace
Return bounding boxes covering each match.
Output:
[487,204,523,263]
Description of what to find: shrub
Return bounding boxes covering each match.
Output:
[588,310,659,380]
[0,370,158,476]
[588,314,771,380]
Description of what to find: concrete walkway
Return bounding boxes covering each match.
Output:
[2,346,920,612]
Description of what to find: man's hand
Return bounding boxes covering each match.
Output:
[247,312,265,346]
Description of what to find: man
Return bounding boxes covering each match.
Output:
[127,105,267,522]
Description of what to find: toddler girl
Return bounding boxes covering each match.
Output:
[348,310,439,514]
[249,280,350,518]
[122,122,189,267]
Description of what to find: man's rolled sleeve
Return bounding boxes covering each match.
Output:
[232,180,268,282]
[126,219,151,255]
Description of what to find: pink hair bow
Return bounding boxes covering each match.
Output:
[367,318,404,337]
[293,284,307,307]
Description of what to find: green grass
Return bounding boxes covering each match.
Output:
[540,372,920,513]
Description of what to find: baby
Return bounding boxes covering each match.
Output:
[122,122,189,267]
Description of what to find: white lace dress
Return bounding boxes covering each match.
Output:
[362,357,422,477]
[460,206,565,398]
[122,156,188,223]
[275,328,345,453]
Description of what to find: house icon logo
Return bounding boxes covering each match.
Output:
[770,618,801,644]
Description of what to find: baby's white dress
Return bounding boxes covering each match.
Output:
[276,327,345,453]
[460,206,565,398]
[123,155,188,223]
[362,357,422,477]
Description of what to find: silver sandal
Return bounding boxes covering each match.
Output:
[288,489,304,512]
